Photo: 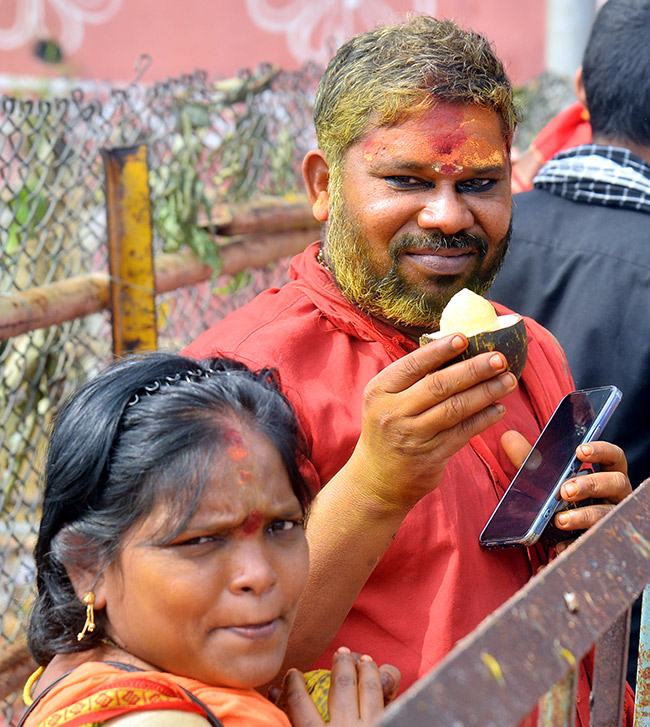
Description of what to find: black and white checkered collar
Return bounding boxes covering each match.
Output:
[533,144,650,214]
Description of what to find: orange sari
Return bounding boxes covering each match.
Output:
[21,662,291,727]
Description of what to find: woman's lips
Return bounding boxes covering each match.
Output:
[228,619,280,641]
[403,249,475,275]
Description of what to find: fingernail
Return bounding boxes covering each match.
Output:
[579,444,593,457]
[451,335,466,350]
[268,687,280,701]
[500,372,516,388]
[336,646,351,654]
[359,654,374,662]
[564,482,577,498]
[489,353,506,369]
[557,513,570,526]
[489,373,515,396]
[494,403,506,415]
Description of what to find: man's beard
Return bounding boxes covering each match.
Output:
[325,198,511,329]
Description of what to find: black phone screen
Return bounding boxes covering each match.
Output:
[480,387,620,546]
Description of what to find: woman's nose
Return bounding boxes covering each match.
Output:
[229,541,278,595]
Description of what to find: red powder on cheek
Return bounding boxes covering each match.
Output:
[242,510,262,535]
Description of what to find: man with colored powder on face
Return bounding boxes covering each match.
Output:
[184,15,634,724]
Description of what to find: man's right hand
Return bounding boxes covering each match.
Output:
[351,332,518,512]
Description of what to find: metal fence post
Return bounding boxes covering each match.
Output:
[634,585,650,726]
[102,144,157,356]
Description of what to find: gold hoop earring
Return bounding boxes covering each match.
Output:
[77,592,96,641]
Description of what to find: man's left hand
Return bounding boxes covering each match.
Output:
[501,430,631,552]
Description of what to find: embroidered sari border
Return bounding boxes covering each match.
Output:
[38,676,205,727]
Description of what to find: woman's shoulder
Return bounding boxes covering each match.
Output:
[104,711,211,726]
[22,662,206,727]
[167,675,291,727]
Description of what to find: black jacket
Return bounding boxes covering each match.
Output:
[489,188,650,490]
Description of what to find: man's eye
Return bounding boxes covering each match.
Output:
[385,176,428,189]
[457,178,497,193]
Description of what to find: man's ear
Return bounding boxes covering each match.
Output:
[574,66,587,109]
[302,149,330,222]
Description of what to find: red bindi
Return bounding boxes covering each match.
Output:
[440,162,460,174]
[227,445,248,461]
[242,510,262,535]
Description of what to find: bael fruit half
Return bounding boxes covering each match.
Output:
[274,669,331,721]
[420,288,528,379]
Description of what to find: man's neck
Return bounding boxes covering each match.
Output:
[373,313,438,343]
[592,134,650,167]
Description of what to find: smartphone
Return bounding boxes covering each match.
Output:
[479,385,622,549]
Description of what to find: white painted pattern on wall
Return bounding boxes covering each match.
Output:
[0,0,123,52]
[245,0,438,66]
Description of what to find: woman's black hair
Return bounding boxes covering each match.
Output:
[27,352,312,665]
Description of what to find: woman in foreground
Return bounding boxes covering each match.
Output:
[19,353,399,726]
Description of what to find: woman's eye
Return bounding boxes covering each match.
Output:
[268,519,303,534]
[178,534,224,547]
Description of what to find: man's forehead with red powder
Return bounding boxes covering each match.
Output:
[360,103,507,175]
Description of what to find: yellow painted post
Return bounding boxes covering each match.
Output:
[102,144,157,356]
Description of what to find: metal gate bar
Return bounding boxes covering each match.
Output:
[102,144,157,355]
[377,478,650,727]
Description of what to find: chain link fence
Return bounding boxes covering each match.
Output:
[0,62,320,722]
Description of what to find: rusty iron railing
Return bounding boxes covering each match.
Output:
[102,144,157,355]
[0,194,318,341]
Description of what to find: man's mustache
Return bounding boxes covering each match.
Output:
[390,233,489,257]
